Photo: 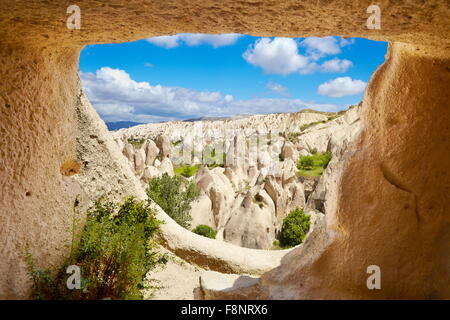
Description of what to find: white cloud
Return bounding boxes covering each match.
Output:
[339,37,355,47]
[224,95,234,102]
[146,35,181,48]
[266,81,289,96]
[81,67,340,122]
[243,37,355,75]
[300,36,342,60]
[320,58,353,73]
[144,62,154,67]
[300,36,355,61]
[146,33,242,48]
[317,77,367,97]
[243,38,311,75]
[181,34,242,47]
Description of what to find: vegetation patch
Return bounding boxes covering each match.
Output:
[300,120,327,132]
[172,138,183,146]
[297,151,332,177]
[26,197,166,300]
[272,240,283,250]
[127,138,146,149]
[192,225,217,239]
[174,164,201,178]
[279,208,311,248]
[207,162,224,169]
[203,147,225,168]
[287,132,302,144]
[147,173,199,229]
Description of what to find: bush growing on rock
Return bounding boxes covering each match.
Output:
[192,225,217,239]
[298,156,314,170]
[26,197,165,300]
[287,132,301,144]
[279,208,311,248]
[297,151,332,176]
[174,164,200,178]
[127,138,146,149]
[147,173,199,228]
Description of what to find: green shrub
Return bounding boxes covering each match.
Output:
[26,197,165,300]
[147,173,199,228]
[174,165,200,178]
[192,225,217,239]
[272,240,282,250]
[319,151,332,168]
[207,163,223,169]
[279,208,311,248]
[172,138,183,146]
[298,156,314,170]
[300,120,326,132]
[127,138,146,149]
[203,145,225,167]
[287,132,301,144]
[297,151,332,176]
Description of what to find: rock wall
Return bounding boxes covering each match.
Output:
[0,44,87,299]
[0,0,449,299]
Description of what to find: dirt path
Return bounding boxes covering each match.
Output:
[144,249,204,300]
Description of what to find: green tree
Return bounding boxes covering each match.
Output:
[319,151,332,168]
[192,225,217,239]
[146,173,199,228]
[298,156,314,170]
[26,197,165,300]
[279,208,311,248]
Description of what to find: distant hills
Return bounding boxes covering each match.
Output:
[106,104,360,131]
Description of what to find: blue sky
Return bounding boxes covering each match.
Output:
[80,34,387,123]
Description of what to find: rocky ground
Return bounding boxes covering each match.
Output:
[112,105,361,251]
[143,248,204,300]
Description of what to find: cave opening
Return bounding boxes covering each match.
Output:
[1,0,448,300]
[78,34,387,251]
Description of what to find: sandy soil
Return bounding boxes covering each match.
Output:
[143,248,204,300]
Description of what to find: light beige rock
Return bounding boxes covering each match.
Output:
[123,142,135,163]
[159,157,174,177]
[280,158,297,187]
[264,176,287,221]
[145,139,159,166]
[280,140,295,161]
[190,192,214,229]
[156,135,172,160]
[194,166,235,229]
[198,271,260,300]
[284,181,306,216]
[134,148,146,174]
[223,190,278,249]
[142,166,160,183]
[298,149,311,157]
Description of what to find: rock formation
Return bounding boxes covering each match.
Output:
[115,107,360,250]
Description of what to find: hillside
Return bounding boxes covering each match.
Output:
[112,106,361,250]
